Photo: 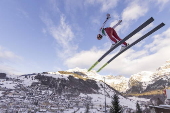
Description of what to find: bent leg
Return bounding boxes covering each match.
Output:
[112,29,127,46]
[105,27,118,44]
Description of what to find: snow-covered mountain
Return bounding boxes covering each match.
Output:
[127,60,170,94]
[104,75,129,93]
[1,60,170,112]
[66,59,170,94]
[66,67,129,92]
[0,73,145,113]
[129,59,170,85]
[127,71,154,93]
[153,60,170,77]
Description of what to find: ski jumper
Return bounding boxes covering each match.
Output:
[100,21,128,46]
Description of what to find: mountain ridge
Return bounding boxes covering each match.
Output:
[59,59,170,93]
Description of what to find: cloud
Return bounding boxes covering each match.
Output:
[41,14,78,59]
[105,27,170,76]
[145,28,170,52]
[65,46,107,68]
[110,1,149,33]
[64,27,170,77]
[51,16,78,58]
[127,23,154,44]
[0,46,23,75]
[155,0,170,11]
[17,8,29,18]
[85,0,119,12]
[42,28,47,34]
[49,0,61,13]
[0,46,22,61]
[122,2,148,22]
[50,16,74,46]
[0,64,21,75]
[64,45,121,72]
[64,0,84,13]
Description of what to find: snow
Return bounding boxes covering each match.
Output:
[131,71,154,82]
[85,93,137,110]
[0,91,3,96]
[6,73,69,87]
[128,97,150,102]
[0,72,152,112]
[0,74,38,88]
[6,74,20,79]
[43,74,69,80]
[2,63,170,112]
[119,97,136,109]
[67,67,103,81]
[105,76,129,86]
[67,67,130,92]
[79,80,138,110]
[76,108,86,113]
[63,109,77,113]
[0,80,16,89]
[77,79,137,110]
[88,94,111,105]
[159,105,170,107]
[18,75,38,86]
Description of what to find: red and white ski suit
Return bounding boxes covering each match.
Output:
[100,21,128,46]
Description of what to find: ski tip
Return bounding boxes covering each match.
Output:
[161,22,165,26]
[147,17,154,22]
[150,17,154,20]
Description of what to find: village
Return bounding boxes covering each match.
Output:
[0,74,99,113]
[0,73,152,113]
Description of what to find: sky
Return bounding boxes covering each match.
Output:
[0,0,170,77]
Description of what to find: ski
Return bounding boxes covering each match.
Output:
[88,17,154,71]
[97,22,165,72]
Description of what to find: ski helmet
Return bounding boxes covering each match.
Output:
[97,34,102,40]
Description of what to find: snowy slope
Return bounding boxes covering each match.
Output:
[105,75,129,92]
[127,59,170,93]
[0,74,39,89]
[0,73,142,112]
[129,71,154,90]
[153,60,170,77]
[67,67,130,92]
[131,71,154,83]
[66,59,170,94]
[67,67,103,81]
[39,73,138,110]
[1,59,170,112]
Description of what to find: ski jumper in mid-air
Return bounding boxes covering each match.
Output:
[97,14,128,50]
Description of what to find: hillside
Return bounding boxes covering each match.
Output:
[127,60,170,94]
[0,73,143,113]
[63,60,170,99]
[1,60,170,112]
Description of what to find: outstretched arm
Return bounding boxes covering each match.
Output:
[112,20,122,29]
[100,14,111,31]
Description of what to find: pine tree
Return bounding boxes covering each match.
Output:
[136,102,142,113]
[85,103,90,113]
[110,94,122,113]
